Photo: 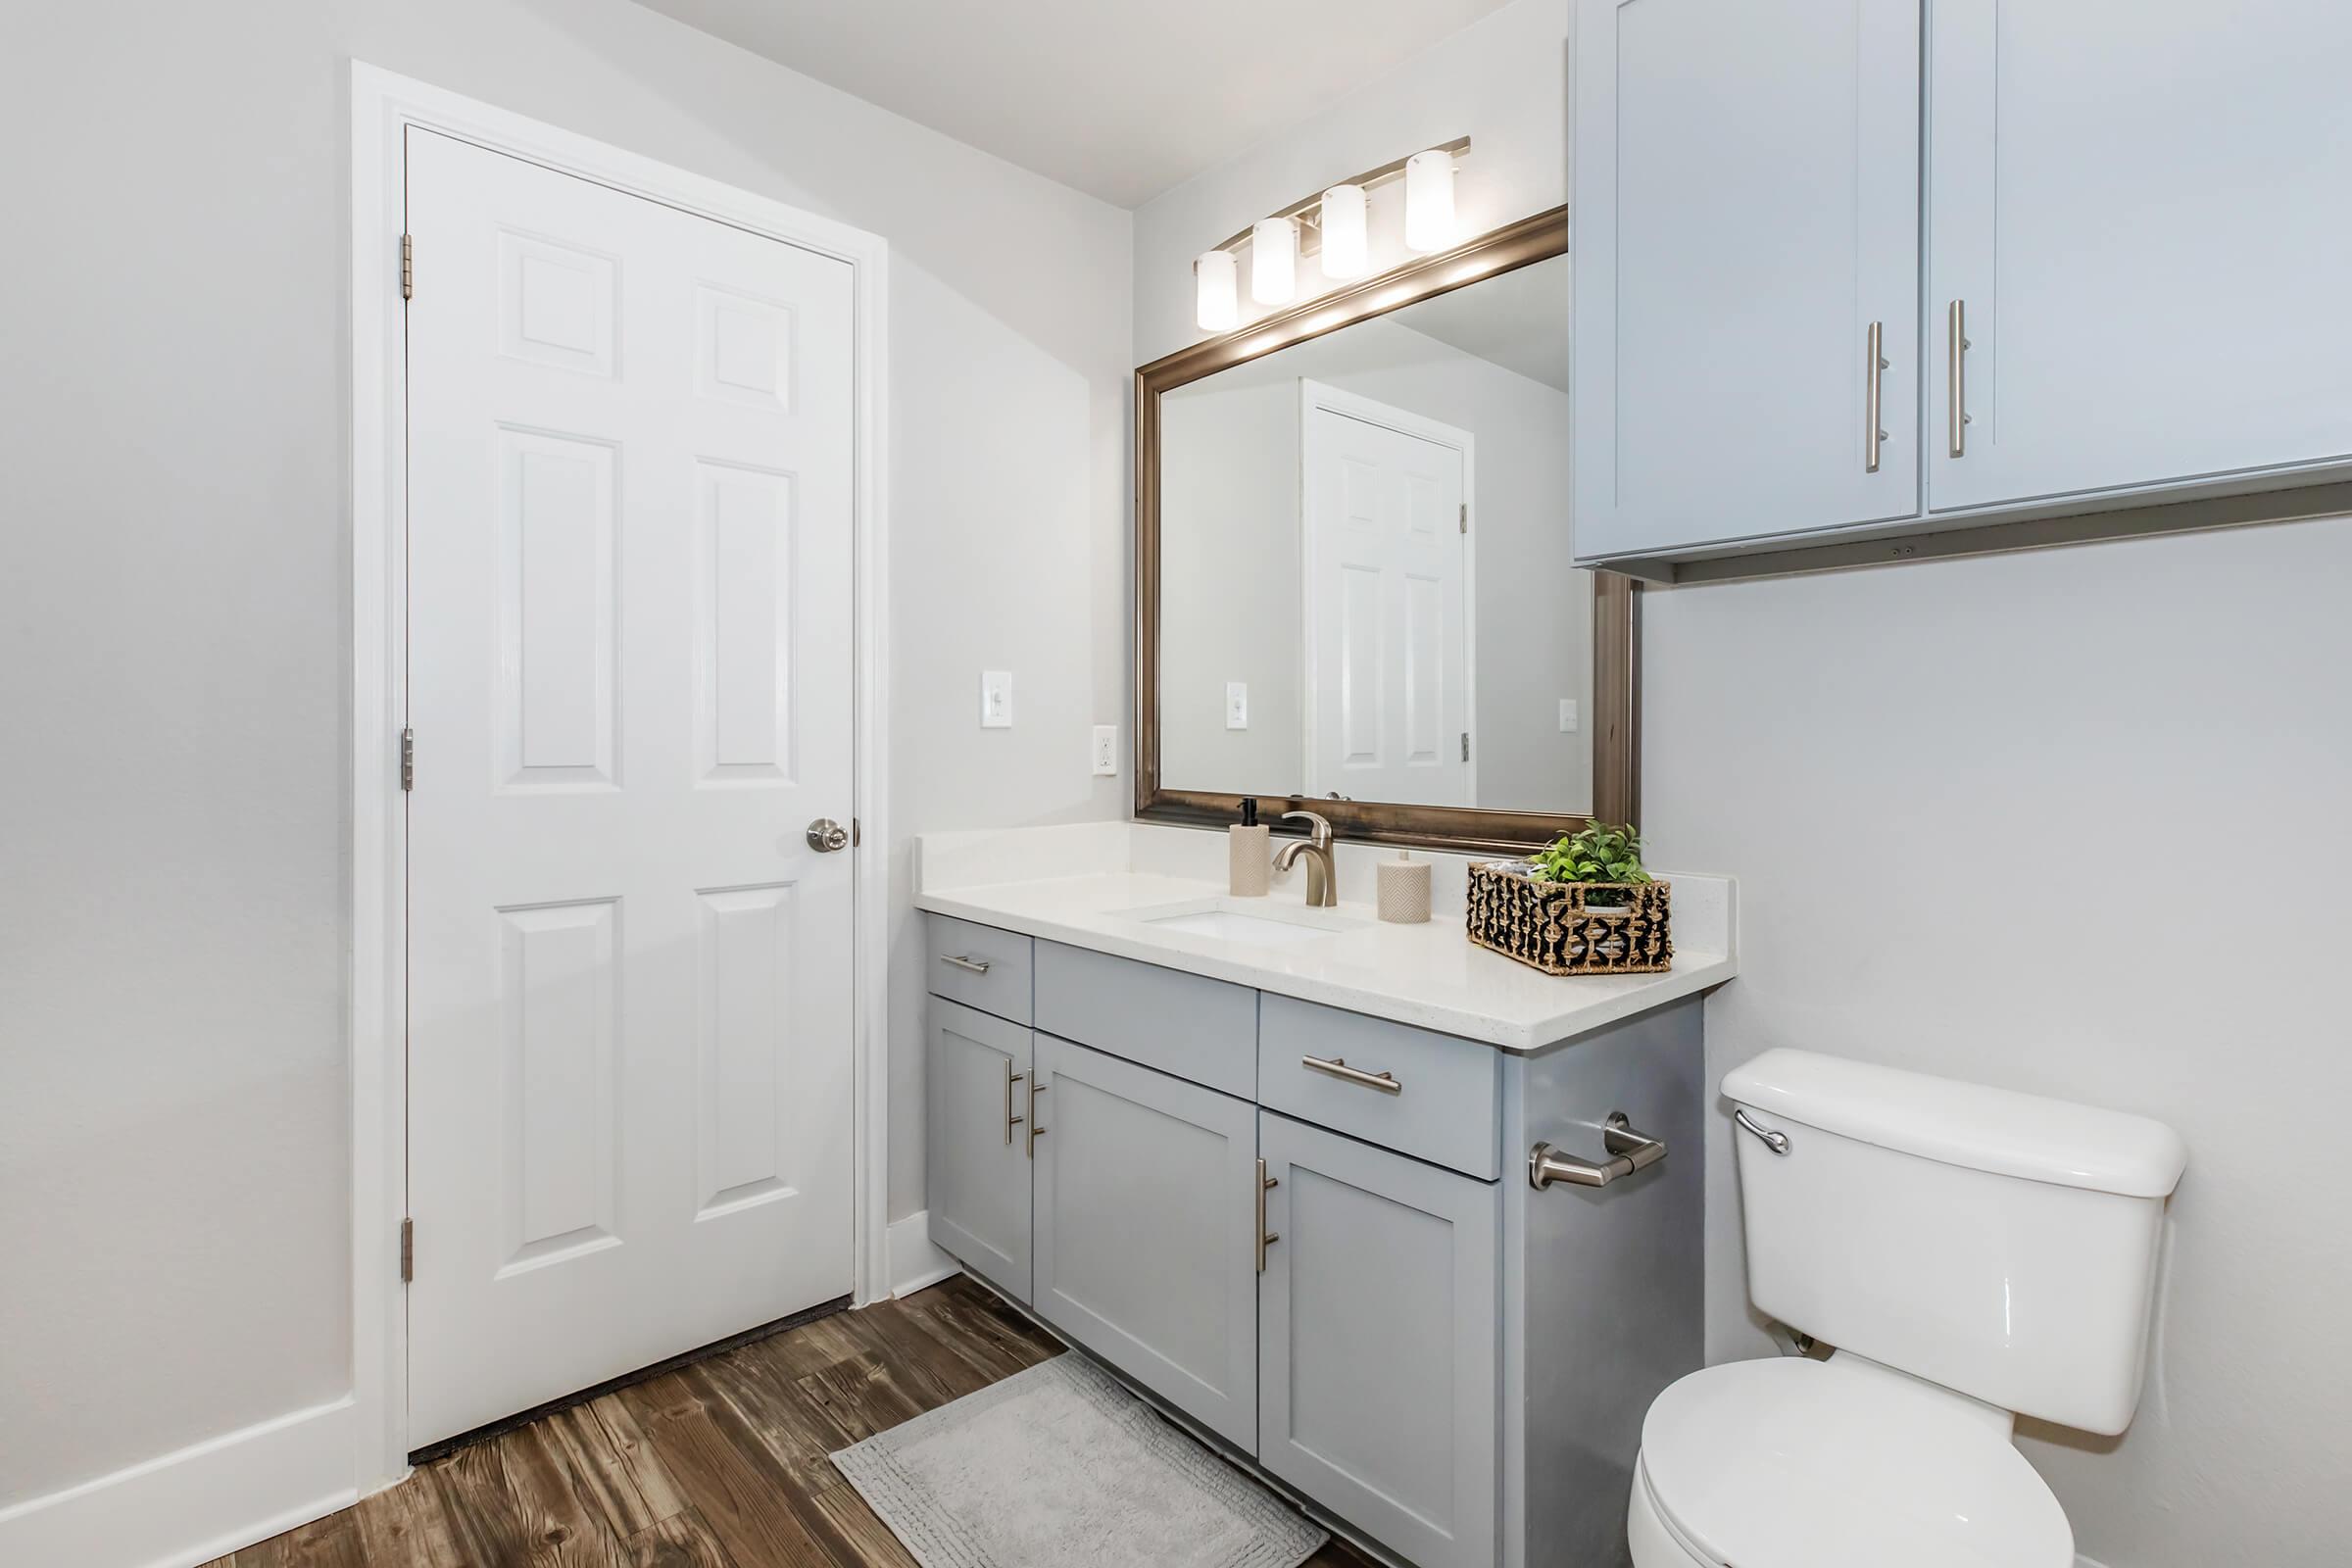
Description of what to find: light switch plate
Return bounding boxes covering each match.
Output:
[1558,698,1580,733]
[980,670,1013,728]
[1225,681,1249,730]
[1091,725,1118,776]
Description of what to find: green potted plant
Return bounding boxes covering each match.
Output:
[1466,821,1672,975]
[1528,822,1652,906]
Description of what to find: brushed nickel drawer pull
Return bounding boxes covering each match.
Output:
[1300,1054,1401,1095]
[1255,1157,1280,1273]
[1947,299,1973,458]
[940,954,993,975]
[1529,1112,1667,1190]
[1004,1064,1025,1146]
[1864,319,1888,473]
[1027,1077,1048,1158]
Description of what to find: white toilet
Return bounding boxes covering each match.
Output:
[1629,1049,2186,1568]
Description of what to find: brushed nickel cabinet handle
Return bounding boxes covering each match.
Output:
[940,954,993,975]
[1529,1112,1667,1190]
[1004,1064,1024,1146]
[1864,319,1888,473]
[1255,1157,1280,1273]
[1947,299,1973,458]
[1300,1054,1401,1095]
[1027,1076,1048,1158]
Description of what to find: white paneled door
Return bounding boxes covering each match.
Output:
[404,128,857,1447]
[1300,384,1471,807]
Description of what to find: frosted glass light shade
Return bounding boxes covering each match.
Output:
[1404,149,1457,252]
[1251,217,1298,305]
[1319,184,1369,278]
[1196,250,1239,332]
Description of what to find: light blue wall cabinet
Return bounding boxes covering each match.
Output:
[1574,0,2352,572]
[1032,1033,1262,1450]
[1923,0,2352,515]
[1571,0,1922,561]
[1258,1112,1499,1568]
[925,999,1035,1305]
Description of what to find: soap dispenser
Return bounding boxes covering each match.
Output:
[1229,799,1270,896]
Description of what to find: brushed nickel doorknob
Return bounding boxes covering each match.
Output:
[806,818,850,853]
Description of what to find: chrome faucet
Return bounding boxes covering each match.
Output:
[1273,809,1338,906]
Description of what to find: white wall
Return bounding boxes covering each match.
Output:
[1644,518,2352,1568]
[1131,0,2352,1562]
[0,0,1127,1515]
[1158,317,1590,810]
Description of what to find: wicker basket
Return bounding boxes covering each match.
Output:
[1465,861,1673,976]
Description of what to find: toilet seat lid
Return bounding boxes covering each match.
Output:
[1641,1357,2074,1568]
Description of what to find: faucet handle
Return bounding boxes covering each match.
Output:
[1279,808,1333,848]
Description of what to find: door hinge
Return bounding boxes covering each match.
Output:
[400,727,416,792]
[1461,731,1471,763]
[399,1217,415,1283]
[400,234,414,300]
[1459,503,1468,535]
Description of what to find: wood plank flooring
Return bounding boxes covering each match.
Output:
[209,1274,1374,1568]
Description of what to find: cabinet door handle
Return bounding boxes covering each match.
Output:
[1947,299,1973,458]
[1255,1157,1280,1273]
[1300,1054,1401,1095]
[1528,1112,1667,1190]
[1004,1064,1024,1145]
[1864,319,1888,473]
[940,954,992,975]
[1027,1076,1048,1159]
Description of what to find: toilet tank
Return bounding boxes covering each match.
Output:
[1724,1049,2186,1435]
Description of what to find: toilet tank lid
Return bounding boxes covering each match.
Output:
[1724,1050,2186,1198]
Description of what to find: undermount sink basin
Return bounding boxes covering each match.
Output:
[1118,898,1365,948]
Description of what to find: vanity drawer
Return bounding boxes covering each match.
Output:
[1032,941,1256,1099]
[1257,995,1500,1180]
[926,914,1034,1024]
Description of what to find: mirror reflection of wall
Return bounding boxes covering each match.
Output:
[1158,254,1592,815]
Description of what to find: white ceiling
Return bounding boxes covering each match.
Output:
[630,0,1518,208]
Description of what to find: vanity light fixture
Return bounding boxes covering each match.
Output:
[1319,183,1368,279]
[1195,249,1239,331]
[1251,217,1298,305]
[1403,147,1457,252]
[1192,137,1470,334]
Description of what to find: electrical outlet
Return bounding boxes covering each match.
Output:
[980,670,1013,728]
[1091,725,1118,776]
[1225,681,1249,730]
[1558,698,1580,733]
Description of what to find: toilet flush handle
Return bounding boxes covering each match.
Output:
[1736,1107,1789,1155]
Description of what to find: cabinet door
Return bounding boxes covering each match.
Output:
[1927,0,2352,512]
[1258,1112,1498,1568]
[926,999,1033,1303]
[1572,0,1921,561]
[1032,1034,1260,1449]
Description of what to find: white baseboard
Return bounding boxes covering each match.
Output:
[887,1209,960,1298]
[0,1396,357,1568]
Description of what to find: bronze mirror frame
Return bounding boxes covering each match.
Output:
[1133,206,1637,854]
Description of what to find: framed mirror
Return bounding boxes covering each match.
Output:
[1135,207,1636,853]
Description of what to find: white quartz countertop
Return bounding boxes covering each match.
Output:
[913,824,1737,1053]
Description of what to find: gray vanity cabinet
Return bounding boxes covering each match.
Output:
[1031,1032,1262,1450]
[925,999,1034,1305]
[1258,1111,1499,1568]
[924,915,1706,1568]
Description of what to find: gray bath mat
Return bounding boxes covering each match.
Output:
[831,1353,1328,1568]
